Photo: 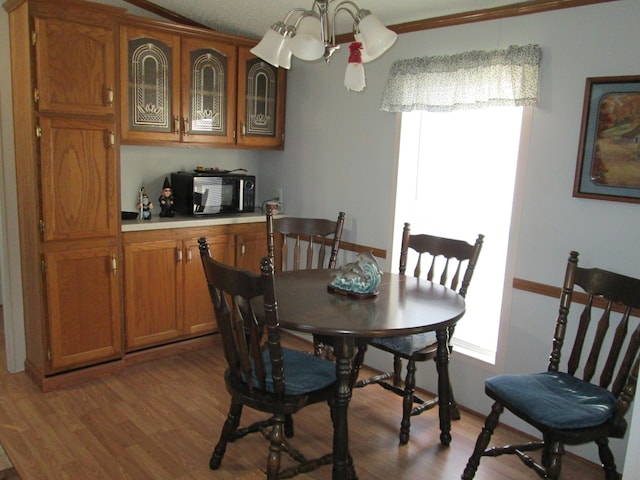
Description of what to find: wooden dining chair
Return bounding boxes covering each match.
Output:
[266,209,346,358]
[462,251,640,480]
[198,238,336,479]
[354,223,484,445]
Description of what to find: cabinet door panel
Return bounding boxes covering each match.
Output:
[235,230,268,274]
[183,235,233,335]
[181,37,237,145]
[236,46,286,148]
[124,240,182,350]
[34,17,115,116]
[39,117,118,242]
[120,26,181,142]
[45,246,122,372]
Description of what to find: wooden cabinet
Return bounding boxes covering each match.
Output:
[33,11,116,116]
[39,116,118,242]
[124,240,182,350]
[235,228,269,274]
[183,235,233,335]
[119,23,237,146]
[122,223,263,351]
[44,245,122,371]
[236,46,286,149]
[5,0,125,387]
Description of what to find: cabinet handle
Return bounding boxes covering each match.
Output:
[186,249,192,263]
[105,86,114,106]
[240,122,245,136]
[111,255,117,274]
[177,248,183,262]
[183,117,189,136]
[106,131,115,148]
[241,243,246,256]
[174,116,180,135]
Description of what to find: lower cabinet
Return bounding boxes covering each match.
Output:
[44,244,122,372]
[122,222,267,352]
[235,229,268,274]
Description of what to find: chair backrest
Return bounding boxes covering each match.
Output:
[266,210,346,272]
[552,251,640,423]
[198,238,286,398]
[399,222,484,298]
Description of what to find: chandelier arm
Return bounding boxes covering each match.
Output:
[330,4,358,48]
[283,8,312,27]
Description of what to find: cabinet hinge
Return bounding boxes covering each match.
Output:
[41,258,46,275]
[39,219,45,234]
[35,125,42,139]
[33,88,40,104]
[47,348,52,362]
[31,30,37,46]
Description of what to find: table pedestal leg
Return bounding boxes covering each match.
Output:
[436,328,452,446]
[333,338,357,480]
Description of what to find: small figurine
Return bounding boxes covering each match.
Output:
[329,251,382,296]
[136,187,153,220]
[158,177,175,217]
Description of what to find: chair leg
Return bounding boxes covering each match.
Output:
[284,414,294,438]
[596,437,620,480]
[400,358,417,445]
[541,439,563,479]
[434,357,461,421]
[210,400,243,470]
[393,355,403,387]
[266,414,285,480]
[461,401,503,480]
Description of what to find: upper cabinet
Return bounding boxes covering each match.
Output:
[119,21,285,150]
[119,24,237,146]
[33,10,116,116]
[236,46,286,149]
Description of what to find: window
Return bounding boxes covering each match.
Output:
[394,106,525,363]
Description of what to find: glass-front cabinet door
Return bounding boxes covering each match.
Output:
[120,25,181,143]
[120,25,236,146]
[181,37,236,145]
[236,46,286,149]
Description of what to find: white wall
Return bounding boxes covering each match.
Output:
[2,0,639,471]
[257,0,640,468]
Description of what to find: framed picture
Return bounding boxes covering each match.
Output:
[573,75,640,203]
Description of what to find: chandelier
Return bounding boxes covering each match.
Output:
[250,0,398,92]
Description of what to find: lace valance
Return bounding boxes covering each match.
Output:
[380,44,542,112]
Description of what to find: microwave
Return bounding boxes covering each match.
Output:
[171,171,256,215]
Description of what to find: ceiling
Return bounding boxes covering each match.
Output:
[133,0,530,40]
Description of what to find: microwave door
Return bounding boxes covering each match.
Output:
[193,188,212,213]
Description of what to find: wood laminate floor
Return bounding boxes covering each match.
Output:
[0,307,602,479]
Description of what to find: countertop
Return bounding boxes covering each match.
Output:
[121,211,267,232]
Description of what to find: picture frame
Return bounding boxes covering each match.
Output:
[573,75,640,203]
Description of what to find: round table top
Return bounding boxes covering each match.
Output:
[274,269,466,338]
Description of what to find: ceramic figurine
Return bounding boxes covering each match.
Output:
[329,251,382,296]
[136,187,153,220]
[158,177,175,217]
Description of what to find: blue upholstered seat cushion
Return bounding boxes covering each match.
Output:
[255,348,336,395]
[486,371,617,430]
[371,331,437,355]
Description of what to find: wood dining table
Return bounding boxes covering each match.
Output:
[274,268,467,480]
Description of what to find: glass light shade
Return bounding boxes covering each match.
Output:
[344,62,365,92]
[278,39,292,69]
[357,13,397,61]
[354,33,374,64]
[250,24,288,67]
[289,15,324,61]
